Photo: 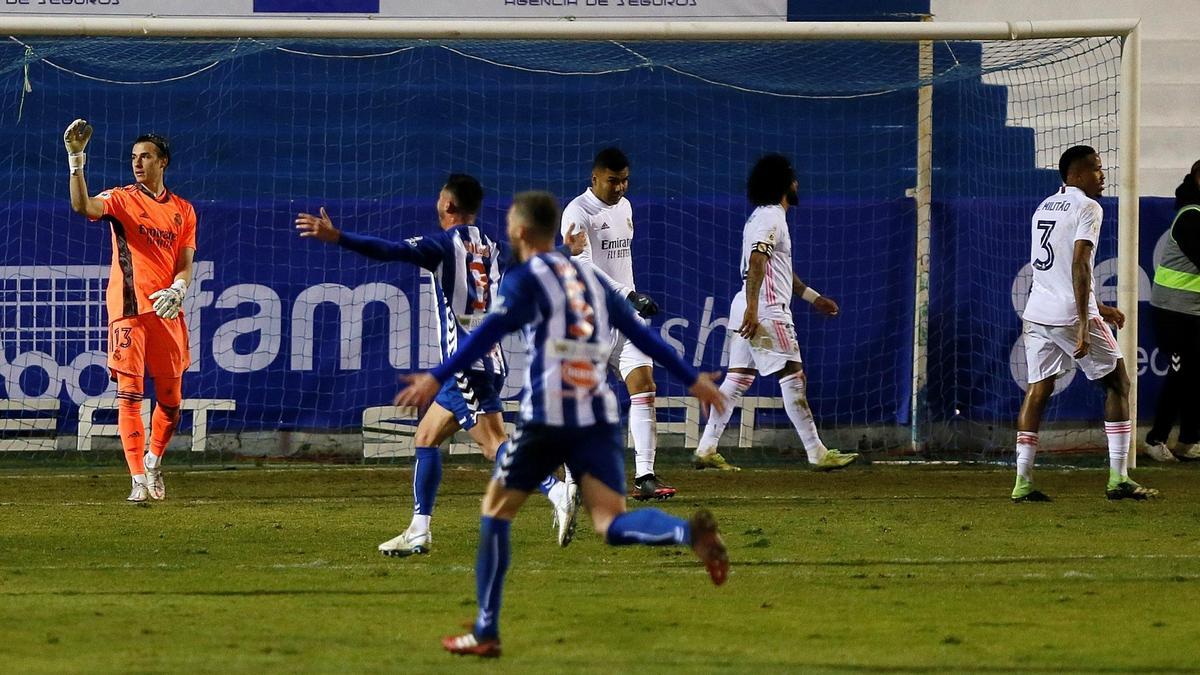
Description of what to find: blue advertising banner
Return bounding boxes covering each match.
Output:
[254,0,380,12]
[0,194,1172,434]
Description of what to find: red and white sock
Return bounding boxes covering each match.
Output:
[629,393,657,477]
[695,373,755,458]
[1015,431,1039,481]
[779,373,827,463]
[1104,420,1132,479]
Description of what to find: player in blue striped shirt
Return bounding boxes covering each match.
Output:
[296,175,581,557]
[396,191,730,658]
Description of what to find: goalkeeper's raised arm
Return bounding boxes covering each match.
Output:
[65,119,105,220]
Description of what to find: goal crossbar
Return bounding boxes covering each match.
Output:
[0,17,1139,42]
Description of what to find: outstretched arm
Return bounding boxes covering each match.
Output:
[296,207,439,267]
[394,310,520,408]
[396,271,534,407]
[64,119,105,220]
[606,286,725,415]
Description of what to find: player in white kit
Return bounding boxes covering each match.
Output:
[694,154,859,471]
[561,148,674,500]
[1013,145,1158,502]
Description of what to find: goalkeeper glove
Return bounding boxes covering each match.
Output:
[627,291,659,319]
[149,279,187,319]
[63,119,93,175]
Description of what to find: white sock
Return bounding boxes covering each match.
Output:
[409,514,431,535]
[144,451,161,470]
[779,372,827,463]
[1015,431,1038,481]
[563,465,575,485]
[547,480,567,505]
[132,473,147,487]
[1105,420,1132,479]
[630,392,657,477]
[696,373,755,458]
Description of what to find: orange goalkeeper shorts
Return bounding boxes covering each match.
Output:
[107,312,190,380]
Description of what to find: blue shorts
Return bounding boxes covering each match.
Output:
[495,423,626,495]
[433,371,505,431]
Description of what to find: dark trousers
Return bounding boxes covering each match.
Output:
[1147,305,1200,445]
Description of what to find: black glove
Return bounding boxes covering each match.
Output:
[627,291,659,318]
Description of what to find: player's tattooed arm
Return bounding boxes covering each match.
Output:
[738,250,768,339]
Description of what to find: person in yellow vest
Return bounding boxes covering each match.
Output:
[1145,160,1200,461]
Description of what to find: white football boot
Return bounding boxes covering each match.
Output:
[1143,442,1179,463]
[377,528,431,557]
[127,477,149,503]
[553,480,580,548]
[145,467,166,500]
[1176,443,1200,461]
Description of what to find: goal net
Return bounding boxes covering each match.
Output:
[0,25,1130,461]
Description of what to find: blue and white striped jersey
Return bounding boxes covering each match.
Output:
[339,224,505,376]
[432,250,698,428]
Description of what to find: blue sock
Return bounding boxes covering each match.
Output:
[473,516,511,640]
[413,447,442,516]
[606,509,691,546]
[537,473,561,495]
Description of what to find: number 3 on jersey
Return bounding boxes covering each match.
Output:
[1033,219,1056,271]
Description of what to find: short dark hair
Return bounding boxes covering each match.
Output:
[134,133,171,165]
[747,153,796,206]
[1177,163,1200,210]
[592,147,629,173]
[1058,145,1096,182]
[510,191,560,241]
[444,173,484,215]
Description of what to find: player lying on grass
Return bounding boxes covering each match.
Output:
[693,153,858,472]
[66,119,195,503]
[296,175,585,554]
[395,191,730,659]
[1013,145,1158,502]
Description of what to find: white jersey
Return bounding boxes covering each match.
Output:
[1022,186,1102,326]
[738,205,793,312]
[561,188,636,297]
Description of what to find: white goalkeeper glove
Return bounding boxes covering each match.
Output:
[149,279,187,319]
[63,118,93,175]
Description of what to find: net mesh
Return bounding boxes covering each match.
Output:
[0,34,1123,461]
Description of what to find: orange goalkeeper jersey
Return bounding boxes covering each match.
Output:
[90,184,197,323]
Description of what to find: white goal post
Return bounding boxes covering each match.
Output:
[1,16,1141,460]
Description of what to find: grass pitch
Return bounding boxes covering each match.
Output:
[2,462,1199,673]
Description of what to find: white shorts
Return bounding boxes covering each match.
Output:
[727,292,801,376]
[608,318,653,380]
[1023,317,1121,383]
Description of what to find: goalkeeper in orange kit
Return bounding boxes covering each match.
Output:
[65,119,197,502]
